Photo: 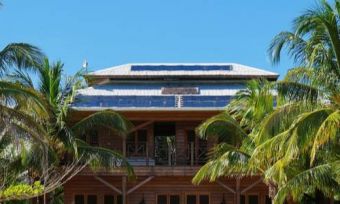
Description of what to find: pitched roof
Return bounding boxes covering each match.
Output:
[71,63,278,111]
[86,63,279,80]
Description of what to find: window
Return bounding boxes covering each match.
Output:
[87,195,97,204]
[199,195,209,204]
[127,129,148,157]
[186,195,196,204]
[186,194,209,204]
[117,195,123,204]
[265,196,271,204]
[158,195,167,204]
[104,195,115,204]
[186,130,207,165]
[240,195,258,204]
[157,194,181,204]
[75,195,84,204]
[248,195,258,204]
[154,122,176,165]
[170,195,180,204]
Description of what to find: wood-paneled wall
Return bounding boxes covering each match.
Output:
[64,176,269,204]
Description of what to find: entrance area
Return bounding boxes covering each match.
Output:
[154,122,176,166]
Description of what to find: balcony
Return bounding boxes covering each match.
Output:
[125,140,207,167]
[83,121,211,171]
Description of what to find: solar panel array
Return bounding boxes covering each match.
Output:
[73,95,231,108]
[130,65,232,71]
[73,96,176,108]
[182,96,231,108]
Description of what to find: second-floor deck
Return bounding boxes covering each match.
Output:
[82,120,216,171]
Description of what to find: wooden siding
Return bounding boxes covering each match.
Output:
[69,110,219,123]
[66,111,269,204]
[64,176,269,204]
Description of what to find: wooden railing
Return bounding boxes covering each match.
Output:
[125,141,207,166]
[186,142,207,166]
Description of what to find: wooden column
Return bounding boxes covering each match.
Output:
[122,176,127,204]
[235,178,241,204]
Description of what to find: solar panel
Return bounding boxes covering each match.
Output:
[130,65,232,71]
[73,96,176,108]
[182,96,232,108]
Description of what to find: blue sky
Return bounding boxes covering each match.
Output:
[1,0,313,78]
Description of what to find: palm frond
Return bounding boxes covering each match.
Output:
[255,103,306,145]
[0,81,50,116]
[268,32,307,65]
[37,58,63,108]
[274,161,340,204]
[196,112,247,146]
[6,69,34,88]
[311,110,340,163]
[276,81,318,103]
[192,144,251,184]
[75,139,134,178]
[0,43,44,75]
[71,110,133,137]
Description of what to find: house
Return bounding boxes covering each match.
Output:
[65,63,279,204]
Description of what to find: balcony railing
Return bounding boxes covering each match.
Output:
[186,142,208,166]
[125,140,207,167]
[126,141,147,157]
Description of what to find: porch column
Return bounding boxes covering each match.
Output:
[122,176,127,204]
[235,178,240,204]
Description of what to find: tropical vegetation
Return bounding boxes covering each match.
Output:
[0,45,134,202]
[193,0,340,203]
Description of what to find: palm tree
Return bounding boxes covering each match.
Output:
[192,79,280,198]
[265,0,340,202]
[0,58,134,202]
[0,43,44,75]
[269,0,340,79]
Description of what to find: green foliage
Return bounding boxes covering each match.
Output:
[0,56,134,201]
[195,1,340,200]
[0,181,44,201]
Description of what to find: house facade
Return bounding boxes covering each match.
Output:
[65,63,278,204]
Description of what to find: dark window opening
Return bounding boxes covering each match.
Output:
[265,196,271,204]
[199,195,209,204]
[117,195,123,204]
[158,195,168,204]
[248,195,258,204]
[138,129,147,142]
[187,130,195,143]
[87,195,97,204]
[127,129,148,157]
[240,195,245,204]
[104,195,115,204]
[187,130,207,165]
[170,195,180,204]
[75,195,84,204]
[154,122,176,165]
[187,195,196,204]
[240,195,259,204]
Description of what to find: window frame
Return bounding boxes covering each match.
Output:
[185,192,210,204]
[156,193,182,204]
